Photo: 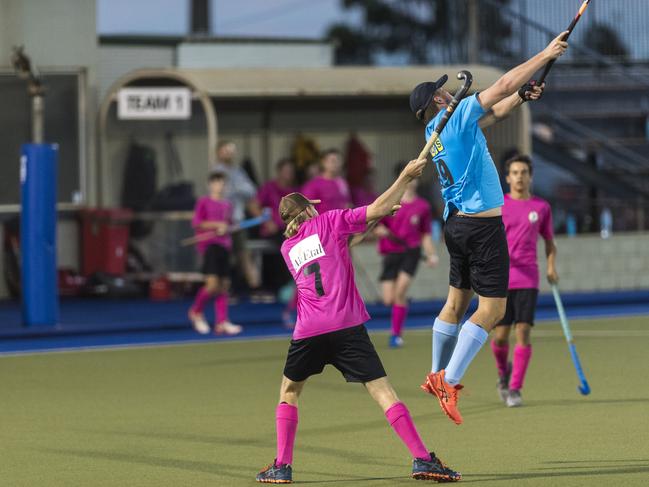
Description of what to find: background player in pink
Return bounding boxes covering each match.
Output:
[188,172,242,336]
[377,161,439,348]
[490,155,558,407]
[256,158,298,239]
[301,148,352,213]
[256,159,461,484]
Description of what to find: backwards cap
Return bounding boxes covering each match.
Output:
[279,192,320,224]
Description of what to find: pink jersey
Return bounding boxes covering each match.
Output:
[301,176,351,214]
[281,207,370,339]
[191,196,233,253]
[503,194,554,290]
[256,180,298,236]
[351,186,377,207]
[378,197,432,254]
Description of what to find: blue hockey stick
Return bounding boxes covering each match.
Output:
[551,284,591,395]
[181,208,271,246]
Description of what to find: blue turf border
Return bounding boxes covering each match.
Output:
[0,290,648,356]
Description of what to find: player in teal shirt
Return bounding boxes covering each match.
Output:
[410,32,569,425]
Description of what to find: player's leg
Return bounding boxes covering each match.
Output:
[432,215,474,374]
[189,274,218,334]
[389,271,412,346]
[258,334,326,483]
[443,295,506,384]
[276,376,305,464]
[433,286,474,372]
[507,289,536,407]
[379,253,400,347]
[366,377,463,481]
[332,327,460,481]
[214,278,242,335]
[507,322,532,407]
[381,280,395,307]
[256,376,305,483]
[443,214,509,387]
[423,216,508,424]
[491,298,513,403]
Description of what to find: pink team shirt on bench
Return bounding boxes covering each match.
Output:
[191,197,233,254]
[378,197,432,254]
[503,194,554,290]
[281,207,370,340]
[301,176,352,214]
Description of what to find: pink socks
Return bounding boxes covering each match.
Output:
[276,403,298,466]
[215,294,228,324]
[385,402,431,461]
[490,341,510,378]
[276,401,432,466]
[510,344,532,391]
[190,287,212,314]
[391,305,408,337]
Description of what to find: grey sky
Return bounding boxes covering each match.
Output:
[97,0,357,38]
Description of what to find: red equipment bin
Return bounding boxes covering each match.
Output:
[80,208,133,276]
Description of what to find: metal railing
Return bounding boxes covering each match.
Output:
[479,0,649,65]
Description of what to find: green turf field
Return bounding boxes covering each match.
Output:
[2,316,648,486]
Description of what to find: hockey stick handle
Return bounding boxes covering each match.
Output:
[417,70,473,162]
[354,72,472,248]
[537,0,592,84]
[181,209,271,246]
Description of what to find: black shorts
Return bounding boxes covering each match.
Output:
[444,213,509,298]
[283,325,387,383]
[202,244,231,277]
[379,247,422,281]
[498,289,539,326]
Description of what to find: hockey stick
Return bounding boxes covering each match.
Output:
[551,284,591,395]
[537,0,592,84]
[417,70,473,161]
[352,71,473,246]
[181,209,271,247]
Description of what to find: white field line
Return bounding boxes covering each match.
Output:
[1,315,648,358]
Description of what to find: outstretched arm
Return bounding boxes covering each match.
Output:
[479,83,545,129]
[366,159,427,222]
[477,32,567,111]
[349,159,426,247]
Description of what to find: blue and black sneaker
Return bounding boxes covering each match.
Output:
[412,452,461,482]
[389,335,404,348]
[256,460,292,484]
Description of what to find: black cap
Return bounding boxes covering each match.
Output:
[409,74,448,120]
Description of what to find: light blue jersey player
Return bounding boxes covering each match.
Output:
[409,32,569,425]
[425,93,504,221]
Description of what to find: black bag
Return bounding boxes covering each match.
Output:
[151,133,196,211]
[120,142,157,239]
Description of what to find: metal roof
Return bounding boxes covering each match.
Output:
[105,65,504,99]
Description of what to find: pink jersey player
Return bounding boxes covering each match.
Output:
[191,196,233,254]
[255,160,461,484]
[256,158,298,238]
[301,149,352,213]
[491,155,558,408]
[188,172,242,336]
[375,163,438,348]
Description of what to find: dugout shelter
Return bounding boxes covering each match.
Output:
[99,65,531,208]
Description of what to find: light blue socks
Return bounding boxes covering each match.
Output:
[444,321,489,385]
[432,318,460,373]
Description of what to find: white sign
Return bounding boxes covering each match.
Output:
[118,87,192,120]
[289,234,325,272]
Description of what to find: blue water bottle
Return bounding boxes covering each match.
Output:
[600,208,612,239]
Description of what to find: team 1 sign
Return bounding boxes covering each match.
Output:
[118,87,192,120]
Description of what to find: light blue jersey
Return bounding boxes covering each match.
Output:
[425,93,504,220]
